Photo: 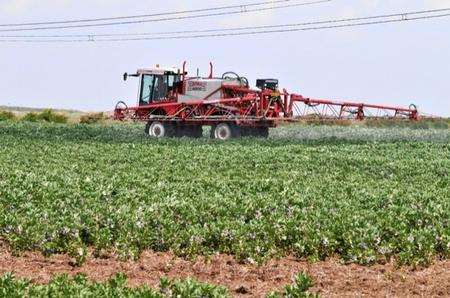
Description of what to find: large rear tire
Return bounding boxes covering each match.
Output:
[145,121,152,135]
[213,123,241,140]
[147,121,175,138]
[213,123,233,140]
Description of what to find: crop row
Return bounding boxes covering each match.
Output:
[0,122,449,266]
[0,272,316,297]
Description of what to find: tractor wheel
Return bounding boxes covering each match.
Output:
[213,123,233,140]
[145,121,152,135]
[213,123,241,140]
[148,121,174,138]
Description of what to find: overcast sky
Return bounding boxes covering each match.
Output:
[0,0,449,116]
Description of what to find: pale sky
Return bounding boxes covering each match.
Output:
[0,0,449,116]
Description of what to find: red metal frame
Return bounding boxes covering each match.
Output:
[114,62,419,126]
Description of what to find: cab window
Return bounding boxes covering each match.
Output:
[140,74,155,105]
[139,73,181,105]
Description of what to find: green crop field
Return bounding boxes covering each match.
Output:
[0,122,449,268]
[0,271,316,298]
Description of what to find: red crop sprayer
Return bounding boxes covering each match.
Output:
[114,61,419,140]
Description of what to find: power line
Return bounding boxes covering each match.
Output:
[89,13,450,42]
[0,0,331,32]
[0,0,329,27]
[3,8,449,39]
[1,8,449,43]
[2,13,449,43]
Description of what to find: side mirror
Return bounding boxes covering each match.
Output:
[123,73,128,81]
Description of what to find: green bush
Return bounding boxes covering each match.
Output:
[21,109,68,123]
[80,112,105,124]
[0,110,16,121]
[38,109,68,123]
[21,112,40,122]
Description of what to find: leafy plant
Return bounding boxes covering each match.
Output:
[159,277,230,297]
[268,272,318,298]
[0,273,230,297]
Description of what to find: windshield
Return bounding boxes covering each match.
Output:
[140,74,154,105]
[139,74,180,105]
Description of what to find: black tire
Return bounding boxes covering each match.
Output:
[145,121,152,135]
[212,123,244,140]
[148,121,175,138]
[213,123,233,140]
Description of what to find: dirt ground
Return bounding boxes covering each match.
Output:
[1,246,449,297]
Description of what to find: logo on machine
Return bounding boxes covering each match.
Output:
[187,81,207,92]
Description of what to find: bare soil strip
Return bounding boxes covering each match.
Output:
[1,247,449,297]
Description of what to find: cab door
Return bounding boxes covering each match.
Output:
[139,73,179,105]
[139,74,155,106]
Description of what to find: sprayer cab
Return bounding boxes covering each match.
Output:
[124,66,183,106]
[124,63,250,106]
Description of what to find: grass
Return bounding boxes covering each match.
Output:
[0,122,449,267]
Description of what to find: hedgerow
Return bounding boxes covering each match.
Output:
[21,109,68,123]
[0,122,449,267]
[79,112,106,124]
[0,110,16,121]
